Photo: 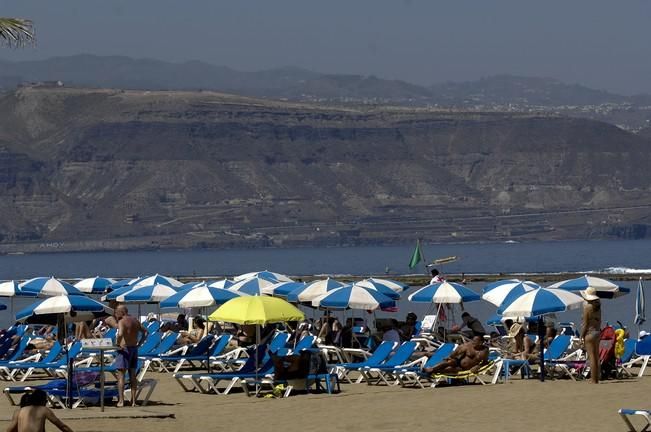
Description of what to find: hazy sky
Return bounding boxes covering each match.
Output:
[2,0,651,94]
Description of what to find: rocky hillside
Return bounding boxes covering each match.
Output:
[1,86,651,253]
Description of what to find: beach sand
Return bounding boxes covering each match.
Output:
[0,370,649,432]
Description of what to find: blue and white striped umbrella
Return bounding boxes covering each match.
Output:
[408,281,480,304]
[208,279,234,289]
[261,281,306,297]
[130,274,183,290]
[101,284,136,302]
[234,271,293,283]
[351,280,400,300]
[482,279,541,307]
[20,277,84,297]
[228,277,277,295]
[115,283,179,303]
[16,295,113,324]
[109,278,136,290]
[286,278,346,303]
[177,281,206,291]
[499,288,584,318]
[161,283,243,309]
[0,280,35,297]
[311,285,396,310]
[358,278,408,293]
[547,275,628,298]
[635,278,646,327]
[74,276,117,294]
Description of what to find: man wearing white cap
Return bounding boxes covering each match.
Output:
[580,287,602,384]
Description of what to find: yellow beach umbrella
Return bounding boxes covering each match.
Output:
[208,295,304,325]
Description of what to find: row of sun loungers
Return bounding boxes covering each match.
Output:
[1,322,650,406]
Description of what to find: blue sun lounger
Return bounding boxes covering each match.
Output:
[396,343,456,388]
[174,347,273,394]
[335,341,397,384]
[0,342,63,381]
[3,371,99,406]
[359,341,419,385]
[171,334,233,373]
[147,335,214,373]
[0,337,36,366]
[619,409,651,432]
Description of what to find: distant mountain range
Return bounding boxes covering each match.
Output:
[2,54,651,109]
[2,86,651,253]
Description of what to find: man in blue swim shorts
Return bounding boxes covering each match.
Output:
[115,305,148,407]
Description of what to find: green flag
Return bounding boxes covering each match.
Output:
[408,239,423,269]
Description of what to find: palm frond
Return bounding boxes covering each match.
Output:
[0,18,35,48]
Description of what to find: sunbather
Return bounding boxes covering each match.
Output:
[6,389,73,432]
[423,336,489,375]
[25,337,55,354]
[178,317,206,345]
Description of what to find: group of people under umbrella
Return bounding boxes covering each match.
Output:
[0,270,637,403]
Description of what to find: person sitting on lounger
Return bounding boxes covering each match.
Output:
[178,317,206,345]
[6,389,73,432]
[423,336,489,375]
[451,312,487,339]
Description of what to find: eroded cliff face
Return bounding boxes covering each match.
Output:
[1,87,650,252]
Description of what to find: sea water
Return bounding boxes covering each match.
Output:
[1,239,649,330]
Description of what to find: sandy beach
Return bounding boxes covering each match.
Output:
[0,369,649,432]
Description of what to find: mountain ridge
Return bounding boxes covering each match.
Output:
[1,86,651,253]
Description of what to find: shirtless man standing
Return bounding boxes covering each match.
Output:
[423,336,489,375]
[6,389,73,432]
[115,305,148,407]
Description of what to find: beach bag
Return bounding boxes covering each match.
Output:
[599,326,616,379]
[272,351,311,381]
[307,349,327,375]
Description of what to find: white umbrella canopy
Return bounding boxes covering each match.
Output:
[160,284,244,309]
[228,277,276,295]
[16,295,113,325]
[311,285,396,311]
[0,280,36,298]
[499,288,584,318]
[207,279,234,289]
[408,281,480,304]
[357,278,408,293]
[234,271,293,283]
[130,274,183,290]
[286,278,346,303]
[0,280,36,315]
[481,279,541,307]
[20,277,84,297]
[547,275,628,298]
[74,276,117,294]
[114,284,178,303]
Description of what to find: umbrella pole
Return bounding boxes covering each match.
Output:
[434,303,441,341]
[255,324,260,396]
[57,314,73,408]
[538,316,545,382]
[205,307,211,374]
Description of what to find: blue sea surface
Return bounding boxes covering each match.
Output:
[0,239,649,330]
[2,239,651,279]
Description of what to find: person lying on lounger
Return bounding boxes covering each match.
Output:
[423,336,489,375]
